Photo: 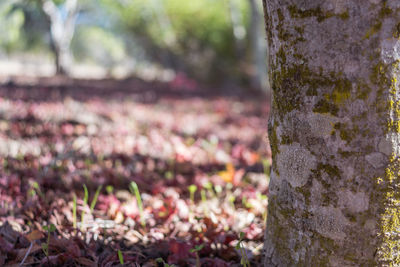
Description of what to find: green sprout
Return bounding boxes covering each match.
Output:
[74,184,102,230]
[203,181,216,198]
[155,258,177,267]
[200,189,209,216]
[165,170,174,180]
[32,182,45,202]
[81,184,89,229]
[242,196,252,209]
[106,185,114,195]
[90,185,102,212]
[229,195,236,208]
[214,185,222,195]
[118,249,124,264]
[129,181,145,227]
[72,194,77,229]
[188,184,197,203]
[42,224,56,259]
[236,232,250,267]
[190,244,204,267]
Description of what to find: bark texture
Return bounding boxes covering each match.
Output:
[262,0,400,266]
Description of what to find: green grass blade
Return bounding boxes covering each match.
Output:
[72,194,77,229]
[117,249,124,264]
[90,185,102,212]
[83,184,89,205]
[129,181,145,227]
[81,184,89,228]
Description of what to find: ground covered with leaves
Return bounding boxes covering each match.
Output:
[0,77,270,266]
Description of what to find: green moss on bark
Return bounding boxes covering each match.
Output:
[313,99,339,116]
[268,120,280,176]
[376,156,400,265]
[324,79,352,104]
[356,83,371,100]
[375,60,400,265]
[333,123,359,143]
[364,22,382,39]
[280,135,292,145]
[287,5,349,22]
[393,23,400,38]
[272,62,352,117]
[364,2,392,39]
[296,186,311,205]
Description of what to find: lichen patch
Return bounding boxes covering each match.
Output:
[305,113,339,138]
[378,138,393,155]
[322,1,346,13]
[338,189,370,213]
[276,143,317,188]
[365,152,387,168]
[311,206,350,240]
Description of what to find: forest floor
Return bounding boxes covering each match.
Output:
[0,76,271,266]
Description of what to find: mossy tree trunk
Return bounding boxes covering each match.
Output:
[262,0,400,266]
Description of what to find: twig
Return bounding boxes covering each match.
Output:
[19,242,33,267]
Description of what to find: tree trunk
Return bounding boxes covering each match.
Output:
[51,42,71,75]
[262,1,400,266]
[41,0,77,75]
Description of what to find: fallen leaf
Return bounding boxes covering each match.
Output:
[218,163,235,183]
[75,257,97,267]
[26,230,44,242]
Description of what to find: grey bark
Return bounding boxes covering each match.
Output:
[41,0,78,75]
[262,0,400,266]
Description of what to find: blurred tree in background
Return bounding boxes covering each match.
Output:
[0,0,268,91]
[39,0,78,74]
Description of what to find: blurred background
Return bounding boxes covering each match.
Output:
[0,0,271,265]
[0,0,269,92]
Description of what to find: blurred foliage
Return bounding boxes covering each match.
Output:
[1,0,263,84]
[0,1,25,53]
[72,26,126,68]
[100,0,251,81]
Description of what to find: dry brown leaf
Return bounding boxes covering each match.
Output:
[15,244,42,261]
[26,230,44,242]
[75,257,97,267]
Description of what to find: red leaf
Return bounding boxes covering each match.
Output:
[0,237,13,254]
[201,257,231,267]
[167,240,193,264]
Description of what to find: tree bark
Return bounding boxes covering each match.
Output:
[41,0,77,75]
[262,0,400,266]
